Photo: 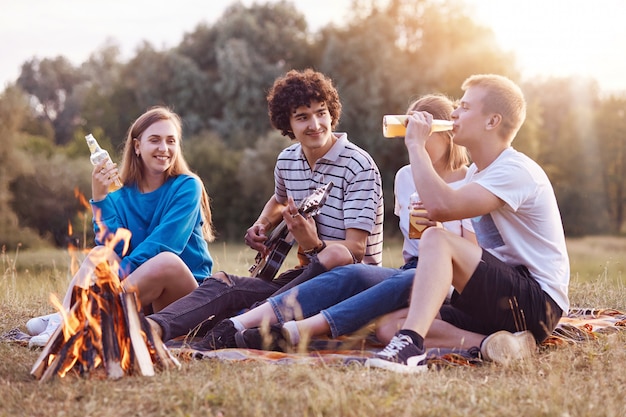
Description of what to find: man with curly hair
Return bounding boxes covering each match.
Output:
[146,69,384,347]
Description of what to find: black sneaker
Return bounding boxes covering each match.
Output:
[235,324,292,352]
[366,334,427,373]
[191,319,237,350]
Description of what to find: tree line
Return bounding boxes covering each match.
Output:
[0,0,624,250]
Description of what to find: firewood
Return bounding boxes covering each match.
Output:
[30,302,80,379]
[32,260,181,381]
[100,287,124,379]
[120,292,155,376]
[39,331,82,383]
[140,312,181,371]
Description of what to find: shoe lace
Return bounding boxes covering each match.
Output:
[378,334,412,359]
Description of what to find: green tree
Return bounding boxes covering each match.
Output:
[184,132,243,240]
[205,1,312,148]
[120,43,214,136]
[317,0,518,236]
[10,151,92,247]
[76,42,130,150]
[596,96,626,233]
[16,56,84,144]
[524,77,611,236]
[235,131,293,235]
[0,86,54,248]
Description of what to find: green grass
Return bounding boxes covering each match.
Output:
[1,237,625,417]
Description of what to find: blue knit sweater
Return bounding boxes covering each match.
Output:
[90,174,213,282]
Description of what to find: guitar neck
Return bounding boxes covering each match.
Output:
[266,219,289,242]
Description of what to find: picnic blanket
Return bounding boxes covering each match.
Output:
[3,308,625,369]
[170,308,626,369]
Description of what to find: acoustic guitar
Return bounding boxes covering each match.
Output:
[249,182,334,281]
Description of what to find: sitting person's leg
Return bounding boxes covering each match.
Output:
[371,228,563,370]
[269,243,354,297]
[147,272,282,342]
[122,251,198,313]
[375,309,484,350]
[254,263,399,326]
[235,268,416,351]
[200,263,400,350]
[368,228,482,371]
[438,249,563,342]
[155,252,363,349]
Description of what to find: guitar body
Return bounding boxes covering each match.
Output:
[248,182,334,281]
[249,236,293,281]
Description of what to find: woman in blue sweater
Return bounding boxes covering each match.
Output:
[27,106,215,347]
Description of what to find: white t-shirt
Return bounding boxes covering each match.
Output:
[394,165,473,264]
[467,147,570,312]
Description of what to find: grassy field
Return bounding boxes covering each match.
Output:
[1,236,625,417]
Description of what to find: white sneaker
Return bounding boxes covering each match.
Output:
[28,313,61,348]
[26,313,57,336]
[480,330,536,366]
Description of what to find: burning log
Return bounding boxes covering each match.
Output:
[31,261,180,382]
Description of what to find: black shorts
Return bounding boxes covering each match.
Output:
[439,249,562,343]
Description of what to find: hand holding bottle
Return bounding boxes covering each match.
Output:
[92,160,121,201]
[86,134,122,199]
[408,193,436,239]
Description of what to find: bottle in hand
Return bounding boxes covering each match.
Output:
[85,134,122,192]
[408,192,429,239]
[383,115,453,138]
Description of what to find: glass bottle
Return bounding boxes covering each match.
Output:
[408,192,429,239]
[85,134,122,192]
[383,115,453,138]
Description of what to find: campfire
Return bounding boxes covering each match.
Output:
[31,226,180,382]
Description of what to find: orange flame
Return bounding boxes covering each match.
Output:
[33,189,178,381]
[74,187,90,210]
[46,228,155,379]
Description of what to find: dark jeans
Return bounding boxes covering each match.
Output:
[149,260,327,341]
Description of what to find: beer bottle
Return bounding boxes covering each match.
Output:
[85,134,122,192]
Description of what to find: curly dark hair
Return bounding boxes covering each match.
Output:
[267,69,342,139]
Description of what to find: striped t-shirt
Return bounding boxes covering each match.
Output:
[274,133,384,266]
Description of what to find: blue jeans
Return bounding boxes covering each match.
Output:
[150,260,328,341]
[267,263,416,338]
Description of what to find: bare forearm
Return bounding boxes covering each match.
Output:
[254,195,285,228]
[406,143,456,220]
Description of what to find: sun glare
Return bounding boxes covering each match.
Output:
[466,0,626,92]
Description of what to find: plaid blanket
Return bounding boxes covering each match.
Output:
[4,308,625,368]
[543,308,626,346]
[173,308,626,368]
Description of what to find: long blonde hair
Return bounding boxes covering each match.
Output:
[119,106,215,242]
[407,94,469,170]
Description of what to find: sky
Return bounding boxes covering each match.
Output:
[1,0,625,94]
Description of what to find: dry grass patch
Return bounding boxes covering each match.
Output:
[1,238,625,416]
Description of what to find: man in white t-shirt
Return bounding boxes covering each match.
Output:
[368,74,570,373]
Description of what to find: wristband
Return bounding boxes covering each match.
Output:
[303,240,327,256]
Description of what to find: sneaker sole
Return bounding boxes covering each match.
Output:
[365,357,428,374]
[482,330,536,366]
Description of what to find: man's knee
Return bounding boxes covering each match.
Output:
[420,226,452,244]
[211,271,231,284]
[419,227,469,254]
